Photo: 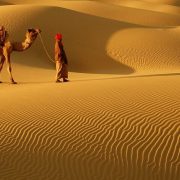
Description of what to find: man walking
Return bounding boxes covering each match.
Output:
[55,33,69,83]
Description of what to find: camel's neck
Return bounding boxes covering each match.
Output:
[12,38,34,51]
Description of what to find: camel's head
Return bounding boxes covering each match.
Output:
[26,28,41,41]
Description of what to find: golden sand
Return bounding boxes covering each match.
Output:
[0,1,179,180]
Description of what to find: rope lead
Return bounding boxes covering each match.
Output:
[38,32,55,64]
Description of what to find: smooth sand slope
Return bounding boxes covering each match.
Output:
[142,0,180,6]
[99,0,180,15]
[102,0,180,6]
[0,1,180,180]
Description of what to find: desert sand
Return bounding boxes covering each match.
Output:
[0,0,179,180]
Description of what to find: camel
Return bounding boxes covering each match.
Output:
[0,28,41,84]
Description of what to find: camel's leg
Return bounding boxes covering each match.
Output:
[0,55,5,72]
[0,56,5,83]
[5,54,17,84]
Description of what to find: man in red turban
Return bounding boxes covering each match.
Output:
[55,33,69,83]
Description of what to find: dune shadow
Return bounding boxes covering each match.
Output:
[0,1,13,5]
[5,6,143,75]
[174,2,180,6]
[9,4,179,75]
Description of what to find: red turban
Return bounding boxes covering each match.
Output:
[55,33,62,40]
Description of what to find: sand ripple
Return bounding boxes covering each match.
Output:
[0,78,180,180]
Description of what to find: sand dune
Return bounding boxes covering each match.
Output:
[2,0,180,7]
[0,3,180,74]
[100,0,180,6]
[0,4,136,74]
[142,0,180,6]
[0,1,180,180]
[107,27,180,74]
[99,0,180,15]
